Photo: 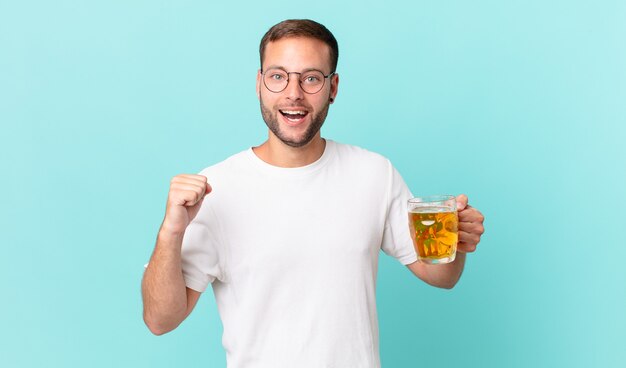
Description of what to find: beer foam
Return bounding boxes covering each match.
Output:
[409,205,454,214]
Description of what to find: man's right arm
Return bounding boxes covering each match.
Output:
[141,174,211,335]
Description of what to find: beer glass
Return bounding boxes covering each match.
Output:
[408,195,458,264]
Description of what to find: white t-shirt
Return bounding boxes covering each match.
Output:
[181,140,417,368]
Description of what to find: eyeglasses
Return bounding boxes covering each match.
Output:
[261,68,335,94]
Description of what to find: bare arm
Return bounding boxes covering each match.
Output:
[142,231,202,335]
[406,252,466,289]
[142,174,211,335]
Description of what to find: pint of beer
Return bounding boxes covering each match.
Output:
[408,195,458,264]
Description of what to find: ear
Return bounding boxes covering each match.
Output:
[256,69,262,100]
[329,73,339,104]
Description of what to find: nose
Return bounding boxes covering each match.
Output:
[284,74,304,101]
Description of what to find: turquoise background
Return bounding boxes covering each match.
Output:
[1,0,624,367]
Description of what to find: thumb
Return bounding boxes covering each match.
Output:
[203,183,213,198]
[456,194,468,211]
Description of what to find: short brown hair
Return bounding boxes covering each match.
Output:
[259,19,339,73]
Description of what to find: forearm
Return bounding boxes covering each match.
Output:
[421,252,466,289]
[142,230,189,334]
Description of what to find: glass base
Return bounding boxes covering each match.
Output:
[419,252,457,265]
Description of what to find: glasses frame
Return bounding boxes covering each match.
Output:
[261,68,336,94]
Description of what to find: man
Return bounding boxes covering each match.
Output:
[142,19,485,367]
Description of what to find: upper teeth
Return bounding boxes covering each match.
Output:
[282,110,306,115]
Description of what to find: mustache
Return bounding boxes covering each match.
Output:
[258,95,314,111]
[276,104,312,110]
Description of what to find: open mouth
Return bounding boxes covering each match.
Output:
[279,109,309,124]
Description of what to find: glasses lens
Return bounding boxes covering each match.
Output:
[300,70,325,94]
[264,69,288,92]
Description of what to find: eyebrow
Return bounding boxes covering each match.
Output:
[264,65,328,74]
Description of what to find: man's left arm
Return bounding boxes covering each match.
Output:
[406,194,485,289]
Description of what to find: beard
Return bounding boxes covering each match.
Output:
[259,95,330,148]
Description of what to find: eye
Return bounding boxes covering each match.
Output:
[303,74,321,84]
[270,73,285,81]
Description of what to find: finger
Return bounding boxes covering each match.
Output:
[171,176,212,198]
[458,230,481,245]
[177,174,208,182]
[170,183,206,204]
[458,221,485,235]
[457,241,477,253]
[169,189,202,207]
[456,194,468,211]
[171,182,206,197]
[169,182,206,197]
[459,208,485,223]
[171,175,207,186]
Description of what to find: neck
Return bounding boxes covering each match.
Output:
[253,133,326,168]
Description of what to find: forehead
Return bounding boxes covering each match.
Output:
[263,37,332,72]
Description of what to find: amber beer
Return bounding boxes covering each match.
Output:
[408,196,458,264]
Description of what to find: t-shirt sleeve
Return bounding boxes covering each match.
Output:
[380,162,418,265]
[180,200,224,292]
